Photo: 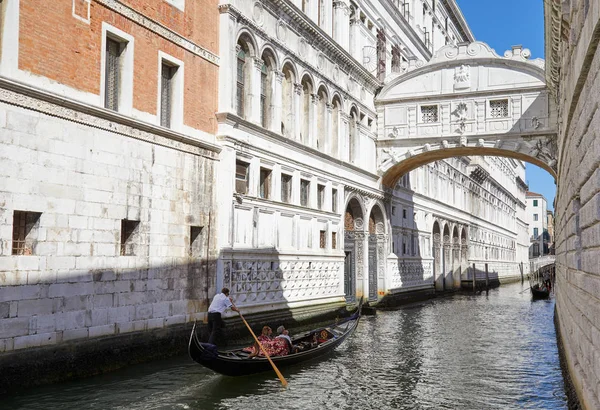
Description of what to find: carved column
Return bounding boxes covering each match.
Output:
[443,234,451,291]
[309,93,319,148]
[272,70,284,134]
[293,82,303,141]
[349,17,361,61]
[249,57,264,124]
[325,102,333,155]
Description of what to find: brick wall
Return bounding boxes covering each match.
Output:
[553,1,600,409]
[18,0,218,133]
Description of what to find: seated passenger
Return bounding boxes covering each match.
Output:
[317,329,331,344]
[244,326,273,355]
[249,326,291,358]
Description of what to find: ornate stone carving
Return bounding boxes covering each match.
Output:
[454,65,471,90]
[332,65,340,81]
[388,127,400,138]
[452,102,468,134]
[276,20,287,41]
[298,38,308,58]
[317,53,326,70]
[252,2,264,26]
[532,137,558,169]
[293,82,303,95]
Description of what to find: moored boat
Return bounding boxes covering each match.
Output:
[188,302,362,377]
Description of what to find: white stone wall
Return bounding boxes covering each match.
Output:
[0,97,218,353]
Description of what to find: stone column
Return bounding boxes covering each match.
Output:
[293,82,303,141]
[355,230,368,300]
[333,1,348,50]
[349,18,361,61]
[310,93,319,148]
[443,234,451,291]
[324,0,333,36]
[249,57,264,124]
[433,233,442,291]
[325,102,333,155]
[340,112,349,162]
[453,242,461,289]
[272,70,284,134]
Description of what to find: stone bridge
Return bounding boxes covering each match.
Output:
[530,255,556,274]
[375,41,558,187]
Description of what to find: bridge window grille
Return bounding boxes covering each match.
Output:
[490,99,509,118]
[421,105,438,123]
[12,211,41,255]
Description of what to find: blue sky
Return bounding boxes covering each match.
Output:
[456,0,556,210]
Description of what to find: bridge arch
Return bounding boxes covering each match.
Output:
[375,41,558,188]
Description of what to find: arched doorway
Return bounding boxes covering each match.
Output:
[452,226,460,289]
[344,198,363,302]
[368,205,385,301]
[432,221,442,291]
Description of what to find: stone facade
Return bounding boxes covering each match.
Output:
[526,191,549,257]
[0,0,220,362]
[545,0,600,408]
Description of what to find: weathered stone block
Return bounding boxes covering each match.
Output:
[48,282,94,298]
[17,298,54,316]
[134,304,153,320]
[88,324,115,338]
[13,332,57,350]
[117,320,146,334]
[63,295,91,311]
[62,328,89,342]
[91,309,108,327]
[56,310,86,331]
[107,306,132,324]
[0,317,30,338]
[147,318,165,330]
[92,294,113,309]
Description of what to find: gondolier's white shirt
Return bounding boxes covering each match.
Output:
[208,293,233,314]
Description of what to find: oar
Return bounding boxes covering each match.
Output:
[233,304,288,387]
[519,287,531,294]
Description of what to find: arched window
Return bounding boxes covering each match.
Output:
[301,75,313,144]
[236,47,246,117]
[260,62,268,127]
[348,107,358,163]
[260,50,276,130]
[331,96,341,157]
[281,63,296,137]
[316,86,328,150]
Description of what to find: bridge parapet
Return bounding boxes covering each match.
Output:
[530,255,556,273]
[375,42,558,186]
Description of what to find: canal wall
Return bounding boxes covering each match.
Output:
[546,1,600,409]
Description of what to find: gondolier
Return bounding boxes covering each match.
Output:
[207,287,239,345]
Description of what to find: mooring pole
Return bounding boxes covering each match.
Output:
[485,263,489,294]
[472,263,476,292]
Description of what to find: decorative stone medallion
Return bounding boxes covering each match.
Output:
[276,20,287,41]
[298,38,308,57]
[332,65,340,81]
[252,2,264,26]
[317,53,325,70]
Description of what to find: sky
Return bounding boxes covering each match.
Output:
[455,0,556,211]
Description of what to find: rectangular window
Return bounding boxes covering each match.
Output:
[490,99,509,118]
[12,211,41,255]
[104,38,124,111]
[392,206,396,216]
[317,184,325,210]
[281,174,292,203]
[189,226,203,258]
[260,62,268,127]
[120,219,140,256]
[533,227,539,238]
[421,105,438,123]
[533,214,538,221]
[402,243,406,255]
[403,209,407,219]
[235,161,249,195]
[160,62,177,128]
[259,168,271,199]
[300,179,310,207]
[236,48,245,117]
[320,230,326,249]
[332,188,338,213]
[332,232,337,249]
[533,199,538,206]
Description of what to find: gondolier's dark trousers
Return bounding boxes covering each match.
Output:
[207,312,224,345]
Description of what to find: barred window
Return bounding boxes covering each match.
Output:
[105,38,123,111]
[332,188,338,213]
[281,174,292,203]
[421,105,438,123]
[490,99,509,118]
[236,49,246,117]
[12,211,41,255]
[120,219,139,256]
[320,230,326,249]
[331,232,337,249]
[160,62,177,128]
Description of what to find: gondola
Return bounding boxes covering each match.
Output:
[188,301,362,377]
[531,283,550,299]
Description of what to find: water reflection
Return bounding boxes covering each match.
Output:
[2,282,567,410]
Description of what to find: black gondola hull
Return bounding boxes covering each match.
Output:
[188,310,360,377]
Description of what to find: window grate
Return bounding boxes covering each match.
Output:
[421,105,438,123]
[259,168,271,199]
[317,185,325,210]
[320,230,326,249]
[12,211,41,255]
[332,232,337,249]
[300,179,310,207]
[105,38,122,111]
[160,62,176,128]
[281,174,292,203]
[490,99,509,118]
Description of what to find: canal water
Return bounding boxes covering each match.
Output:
[2,282,568,410]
